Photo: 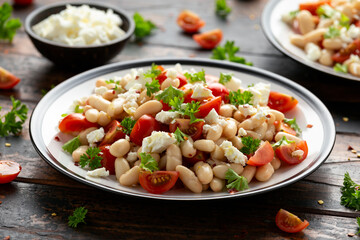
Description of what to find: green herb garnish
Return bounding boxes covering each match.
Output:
[316,5,334,18]
[184,70,206,84]
[219,72,233,85]
[240,136,260,155]
[324,26,340,39]
[272,136,295,149]
[225,168,249,191]
[283,118,302,136]
[68,207,88,228]
[143,63,162,79]
[155,85,184,104]
[139,152,159,172]
[79,147,103,170]
[145,79,161,97]
[228,90,253,106]
[121,117,136,135]
[62,136,81,154]
[174,127,188,143]
[334,63,348,73]
[289,10,299,18]
[215,0,231,18]
[211,40,253,66]
[0,2,22,43]
[339,13,350,28]
[0,96,28,137]
[133,12,156,40]
[341,172,360,211]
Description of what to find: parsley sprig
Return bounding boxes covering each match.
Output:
[174,127,188,143]
[228,90,253,106]
[341,172,360,211]
[324,26,340,39]
[240,136,260,155]
[155,85,184,104]
[133,12,156,40]
[169,97,202,124]
[225,168,249,192]
[143,63,162,79]
[121,117,136,135]
[79,147,103,170]
[145,79,160,97]
[139,152,159,172]
[211,41,253,66]
[219,72,233,85]
[184,70,206,84]
[334,63,347,73]
[68,207,88,228]
[283,118,302,136]
[0,96,28,137]
[0,2,22,43]
[215,0,232,18]
[62,136,81,154]
[272,136,295,149]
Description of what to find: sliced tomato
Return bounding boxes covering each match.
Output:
[183,88,196,103]
[177,10,205,33]
[278,121,297,136]
[0,160,21,184]
[332,52,351,63]
[275,140,308,165]
[195,96,222,118]
[246,141,274,166]
[184,150,208,165]
[59,113,98,133]
[160,100,172,111]
[169,118,204,141]
[268,92,298,113]
[276,209,309,233]
[207,83,229,102]
[333,39,360,63]
[130,114,161,146]
[299,0,330,15]
[0,67,21,89]
[99,145,116,175]
[193,29,223,49]
[177,73,188,88]
[139,170,179,194]
[156,71,167,84]
[99,120,126,146]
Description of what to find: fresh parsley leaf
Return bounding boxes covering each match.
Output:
[333,63,348,73]
[339,13,350,28]
[68,207,87,228]
[105,79,120,85]
[61,113,68,117]
[184,70,206,84]
[215,0,231,18]
[283,118,302,136]
[0,3,21,43]
[169,97,184,112]
[240,136,260,155]
[228,90,253,106]
[247,83,254,88]
[316,5,334,18]
[0,96,28,137]
[139,152,159,172]
[79,147,103,170]
[225,168,249,191]
[121,117,136,135]
[211,40,253,66]
[219,72,233,85]
[341,172,360,211]
[143,63,162,80]
[145,79,160,97]
[272,136,295,149]
[74,105,83,114]
[289,10,299,18]
[174,127,188,143]
[133,12,156,40]
[62,136,81,154]
[324,26,340,39]
[169,97,202,124]
[155,85,184,104]
[357,217,360,235]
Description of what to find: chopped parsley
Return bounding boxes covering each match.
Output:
[215,0,232,18]
[272,136,295,149]
[240,136,260,155]
[68,207,88,228]
[289,10,299,18]
[105,79,120,85]
[169,97,202,124]
[324,26,340,39]
[225,168,249,192]
[145,79,160,97]
[62,136,81,154]
[341,172,360,211]
[211,40,253,66]
[316,5,334,18]
[155,85,184,104]
[283,118,302,136]
[74,105,84,114]
[0,2,22,43]
[143,63,162,80]
[184,70,206,84]
[339,13,350,28]
[79,147,103,170]
[219,72,233,85]
[333,63,348,73]
[133,12,156,40]
[139,152,159,172]
[121,117,136,135]
[228,90,253,106]
[174,127,188,143]
[0,96,28,137]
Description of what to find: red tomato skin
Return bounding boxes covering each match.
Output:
[247,141,274,166]
[177,10,205,33]
[99,120,126,146]
[332,52,350,63]
[193,29,223,49]
[13,0,33,5]
[0,160,22,184]
[276,209,310,233]
[177,74,188,88]
[169,119,204,141]
[275,141,308,165]
[58,113,98,133]
[184,150,208,165]
[205,74,219,84]
[278,121,297,136]
[207,83,229,102]
[130,115,161,146]
[268,92,298,113]
[156,71,167,84]
[160,100,172,111]
[99,145,116,175]
[299,0,330,15]
[139,171,179,194]
[0,67,21,89]
[195,96,222,118]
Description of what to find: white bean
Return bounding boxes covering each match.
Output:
[297,10,315,35]
[158,155,167,170]
[72,146,89,162]
[219,104,234,117]
[241,165,256,183]
[255,163,274,182]
[85,108,99,123]
[206,124,223,142]
[194,162,213,184]
[275,132,302,143]
[166,144,182,171]
[194,140,216,152]
[88,94,111,112]
[210,177,225,192]
[271,156,281,170]
[290,34,306,49]
[223,120,237,139]
[110,139,131,158]
[134,100,163,120]
[211,145,226,161]
[176,165,202,193]
[119,166,140,186]
[115,157,130,180]
[97,111,112,126]
[212,164,230,179]
[180,139,196,158]
[161,78,180,90]
[107,98,125,118]
[322,38,342,50]
[348,62,360,77]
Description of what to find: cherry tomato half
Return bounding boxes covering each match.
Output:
[276,121,297,136]
[130,115,161,146]
[177,10,205,33]
[246,141,274,166]
[99,120,126,146]
[207,83,229,103]
[275,140,308,165]
[59,113,98,133]
[139,170,179,194]
[195,96,222,118]
[184,150,208,165]
[169,118,204,141]
[0,160,21,184]
[299,0,330,15]
[268,92,298,113]
[157,71,187,87]
[0,67,21,89]
[193,29,223,49]
[99,145,116,175]
[276,209,309,233]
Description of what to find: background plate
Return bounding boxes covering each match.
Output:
[29,58,335,200]
[262,0,360,82]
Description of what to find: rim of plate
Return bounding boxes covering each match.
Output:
[261,0,360,82]
[29,58,336,201]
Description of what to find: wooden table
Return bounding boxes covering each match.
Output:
[1,0,360,239]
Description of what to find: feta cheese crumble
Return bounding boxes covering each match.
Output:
[191,84,214,100]
[142,131,176,153]
[219,140,248,166]
[86,167,109,178]
[155,110,181,124]
[223,76,242,92]
[204,108,219,124]
[305,42,321,61]
[247,82,271,106]
[86,127,105,146]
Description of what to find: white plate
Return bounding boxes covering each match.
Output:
[29,58,335,200]
[262,0,360,82]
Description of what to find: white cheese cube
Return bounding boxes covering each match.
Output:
[219,140,248,166]
[247,82,271,106]
[142,131,176,153]
[86,127,105,146]
[191,84,214,100]
[155,110,181,124]
[204,108,219,124]
[224,76,242,92]
[86,167,109,178]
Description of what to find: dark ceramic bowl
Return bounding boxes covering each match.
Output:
[25,2,134,69]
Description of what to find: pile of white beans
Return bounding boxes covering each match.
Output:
[66,65,306,194]
[282,0,360,77]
